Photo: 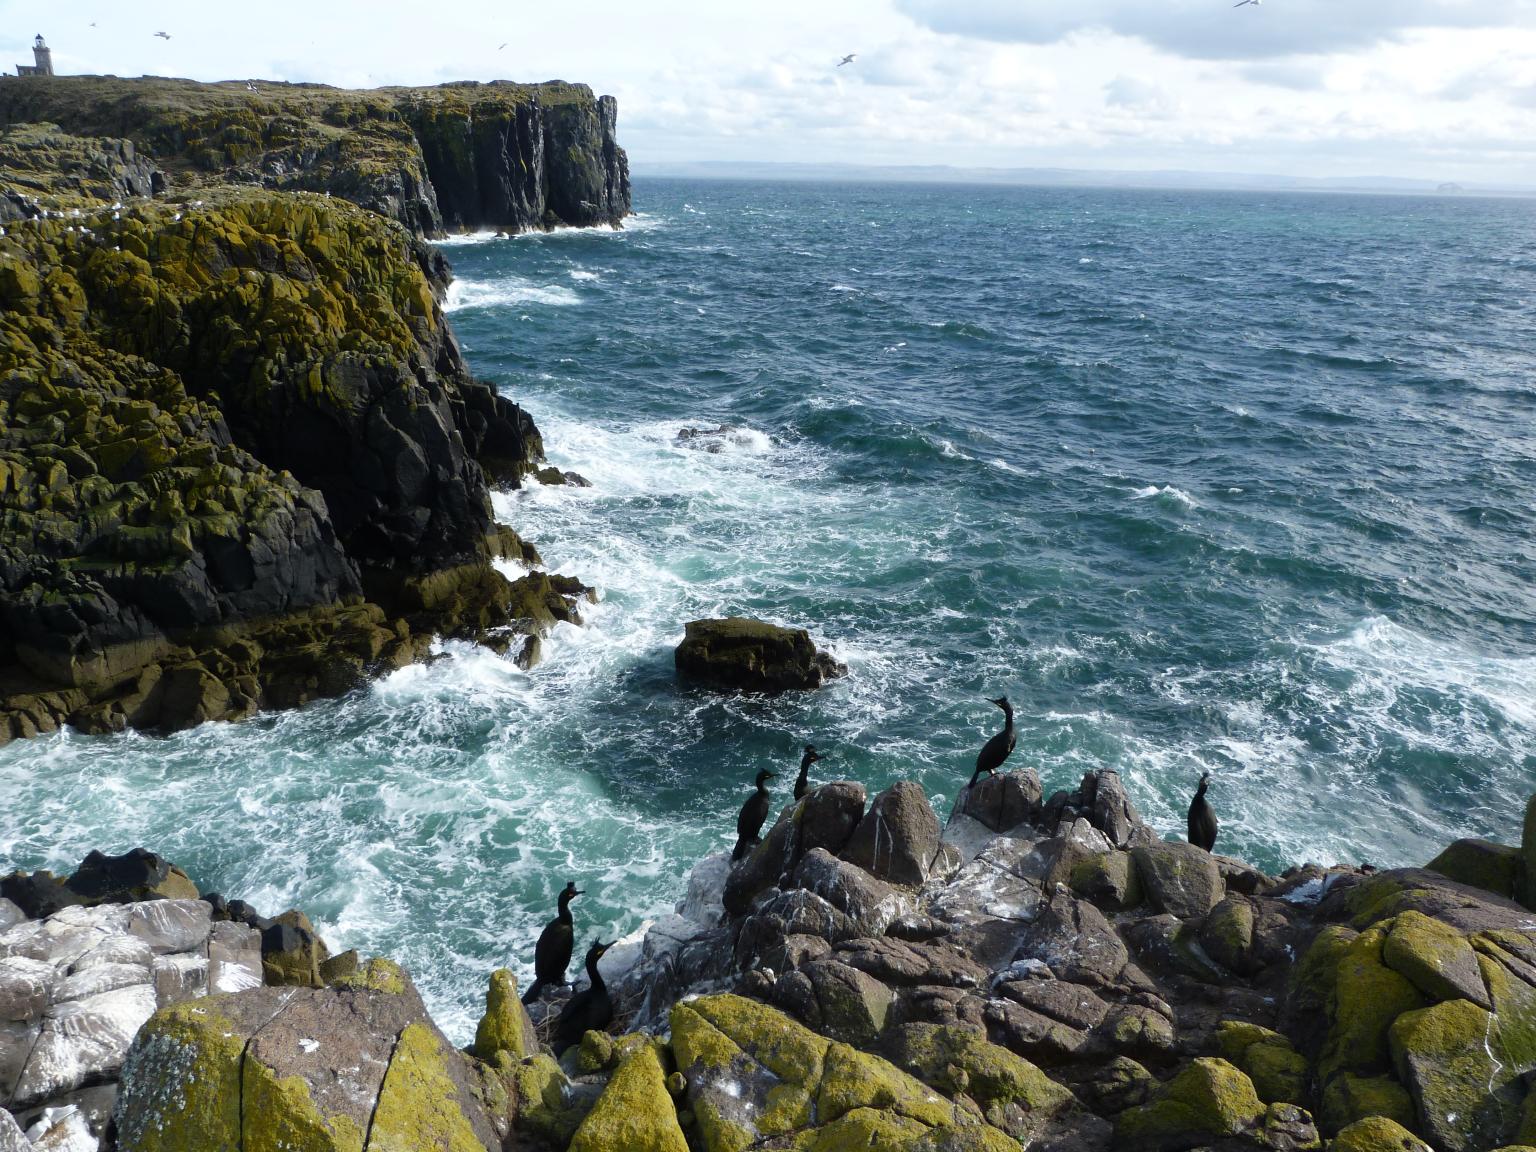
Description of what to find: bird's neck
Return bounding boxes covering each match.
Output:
[587,955,606,989]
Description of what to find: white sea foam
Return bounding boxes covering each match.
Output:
[1131,484,1197,508]
[443,277,580,312]
[569,269,601,282]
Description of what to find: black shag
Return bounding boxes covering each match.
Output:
[793,744,822,801]
[732,770,776,861]
[969,695,1016,786]
[551,939,614,1056]
[1187,772,1218,852]
[522,881,582,1004]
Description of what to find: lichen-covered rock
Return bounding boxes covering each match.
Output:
[1391,997,1526,1152]
[470,968,534,1064]
[674,617,846,693]
[840,781,941,887]
[1331,1115,1434,1152]
[885,1022,1075,1144]
[1382,910,1491,1008]
[1131,841,1223,921]
[1319,1073,1416,1136]
[1070,850,1142,912]
[1200,896,1258,975]
[1215,1021,1308,1106]
[1317,925,1427,1082]
[568,1041,687,1152]
[1427,839,1522,900]
[1113,1057,1265,1152]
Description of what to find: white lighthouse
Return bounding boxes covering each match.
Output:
[17,35,53,77]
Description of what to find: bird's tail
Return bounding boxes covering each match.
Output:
[731,837,751,862]
[521,978,547,1005]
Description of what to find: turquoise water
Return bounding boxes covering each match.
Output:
[3,180,1534,1041]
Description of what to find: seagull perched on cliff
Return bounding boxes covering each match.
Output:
[837,53,857,67]
[154,30,171,39]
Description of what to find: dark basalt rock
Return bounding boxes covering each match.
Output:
[674,616,847,693]
[841,780,942,888]
[955,769,1042,833]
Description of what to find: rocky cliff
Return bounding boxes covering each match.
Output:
[0,76,630,236]
[2,782,1533,1152]
[0,77,620,742]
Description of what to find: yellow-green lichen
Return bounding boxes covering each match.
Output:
[242,1060,365,1152]
[365,1021,482,1152]
[470,968,527,1064]
[568,1041,689,1152]
[1114,1057,1265,1149]
[114,1001,245,1152]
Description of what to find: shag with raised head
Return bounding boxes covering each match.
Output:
[793,744,822,801]
[970,695,1016,785]
[551,939,615,1055]
[522,880,582,1004]
[732,769,777,861]
[1188,772,1218,852]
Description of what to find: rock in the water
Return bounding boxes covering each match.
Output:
[64,849,199,907]
[1131,841,1223,921]
[954,770,1041,833]
[673,617,847,693]
[0,874,80,922]
[841,780,942,887]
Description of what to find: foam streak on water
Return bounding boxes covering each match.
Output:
[4,180,1534,1042]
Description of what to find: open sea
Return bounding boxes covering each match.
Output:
[3,178,1535,1041]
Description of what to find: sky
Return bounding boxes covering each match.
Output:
[4,0,1536,185]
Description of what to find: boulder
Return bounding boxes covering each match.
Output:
[1017,887,1134,991]
[674,617,846,693]
[1070,850,1142,912]
[798,959,894,1046]
[0,1109,24,1152]
[11,985,158,1108]
[1391,996,1526,1152]
[260,921,327,988]
[1331,1115,1434,1152]
[841,781,942,887]
[471,968,536,1064]
[1426,838,1521,900]
[0,874,81,921]
[1215,1021,1308,1106]
[885,1022,1075,1145]
[792,849,910,935]
[723,783,866,917]
[1381,909,1490,1007]
[1317,925,1427,1083]
[1320,1073,1417,1135]
[114,960,500,1152]
[954,771,1040,833]
[64,850,199,907]
[1200,896,1257,975]
[834,937,989,990]
[1132,841,1223,920]
[568,1041,688,1152]
[1114,1057,1265,1152]
[1089,769,1145,848]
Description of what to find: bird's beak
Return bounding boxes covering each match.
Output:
[574,890,586,896]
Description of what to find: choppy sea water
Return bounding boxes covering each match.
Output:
[4,179,1534,1041]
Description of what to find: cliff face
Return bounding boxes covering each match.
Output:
[0,76,631,237]
[0,78,616,742]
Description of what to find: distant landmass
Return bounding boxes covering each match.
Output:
[632,159,1536,198]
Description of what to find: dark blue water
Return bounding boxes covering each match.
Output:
[4,179,1533,1040]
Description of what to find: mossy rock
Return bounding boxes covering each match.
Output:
[1318,925,1427,1082]
[1426,838,1521,900]
[1215,1022,1308,1106]
[366,1021,485,1152]
[333,957,407,995]
[1382,910,1490,1008]
[471,968,532,1064]
[115,999,246,1151]
[909,1124,1024,1152]
[1390,997,1524,1152]
[817,1042,956,1129]
[1113,1057,1265,1152]
[1331,1115,1433,1152]
[788,1107,929,1151]
[1070,850,1142,911]
[242,1057,366,1152]
[887,1022,1075,1123]
[568,1041,688,1152]
[513,1053,592,1150]
[1320,1073,1417,1137]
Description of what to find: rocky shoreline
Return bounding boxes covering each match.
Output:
[2,773,1533,1151]
[0,75,627,742]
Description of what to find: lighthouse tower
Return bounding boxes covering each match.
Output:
[17,35,53,77]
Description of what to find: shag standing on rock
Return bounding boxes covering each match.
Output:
[551,939,614,1056]
[1188,772,1218,852]
[522,881,582,1004]
[793,744,822,801]
[732,770,777,861]
[970,695,1016,786]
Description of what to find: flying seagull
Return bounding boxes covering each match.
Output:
[498,42,507,50]
[154,31,171,39]
[837,54,856,67]
[1233,0,1260,6]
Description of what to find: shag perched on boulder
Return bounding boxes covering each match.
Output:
[523,881,582,1004]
